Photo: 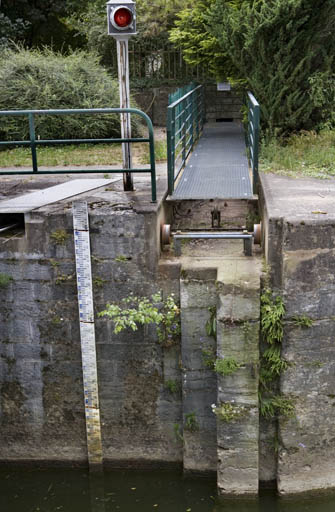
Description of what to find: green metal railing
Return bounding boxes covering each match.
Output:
[0,108,157,202]
[246,92,260,194]
[167,84,205,195]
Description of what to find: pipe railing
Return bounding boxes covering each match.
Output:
[167,84,205,195]
[0,107,157,202]
[246,92,260,194]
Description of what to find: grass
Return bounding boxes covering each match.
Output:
[0,140,167,168]
[260,129,335,179]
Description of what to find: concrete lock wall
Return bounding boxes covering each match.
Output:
[2,170,335,496]
[0,176,263,499]
[260,173,335,496]
[0,189,181,466]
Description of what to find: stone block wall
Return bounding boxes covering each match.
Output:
[134,85,243,127]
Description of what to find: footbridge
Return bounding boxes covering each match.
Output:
[167,84,260,201]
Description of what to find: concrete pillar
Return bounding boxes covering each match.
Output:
[180,268,217,472]
[216,259,261,497]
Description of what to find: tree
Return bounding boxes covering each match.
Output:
[169,0,222,78]
[0,0,88,49]
[169,0,252,79]
[208,0,335,135]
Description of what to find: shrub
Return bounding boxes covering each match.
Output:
[0,46,142,141]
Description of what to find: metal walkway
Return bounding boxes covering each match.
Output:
[171,122,253,200]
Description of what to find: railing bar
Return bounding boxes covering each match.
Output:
[0,168,153,175]
[0,138,150,147]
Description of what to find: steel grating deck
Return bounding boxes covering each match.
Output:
[171,122,253,200]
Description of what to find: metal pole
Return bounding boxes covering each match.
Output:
[117,37,133,191]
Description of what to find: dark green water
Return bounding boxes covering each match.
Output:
[1,469,335,512]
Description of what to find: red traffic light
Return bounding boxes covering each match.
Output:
[113,7,132,29]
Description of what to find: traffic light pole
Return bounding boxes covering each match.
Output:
[117,37,133,191]
[106,0,136,192]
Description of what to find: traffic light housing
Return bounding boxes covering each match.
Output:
[107,0,136,37]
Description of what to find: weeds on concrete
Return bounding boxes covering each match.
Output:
[0,273,13,288]
[292,315,313,328]
[93,277,106,288]
[259,395,295,420]
[173,423,183,442]
[50,229,69,245]
[184,412,199,432]
[202,347,216,369]
[212,402,247,422]
[214,357,241,377]
[165,379,180,394]
[206,306,217,340]
[115,255,128,262]
[259,288,294,419]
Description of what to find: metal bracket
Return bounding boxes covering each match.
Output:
[211,207,221,228]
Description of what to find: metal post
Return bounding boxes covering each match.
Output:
[28,113,38,173]
[117,38,133,191]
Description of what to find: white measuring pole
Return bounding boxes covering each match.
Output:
[73,201,103,470]
[117,37,133,191]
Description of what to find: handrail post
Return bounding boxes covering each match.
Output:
[149,132,157,203]
[28,113,38,173]
[253,103,260,194]
[190,90,194,149]
[247,92,260,195]
[182,101,186,167]
[167,106,174,195]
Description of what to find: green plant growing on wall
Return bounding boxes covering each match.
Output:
[259,395,295,419]
[212,401,247,422]
[115,255,129,262]
[55,273,74,285]
[165,379,180,394]
[206,306,217,339]
[93,277,106,288]
[184,412,199,432]
[50,229,69,245]
[259,288,294,418]
[99,292,180,347]
[202,347,216,369]
[292,315,313,328]
[0,273,13,288]
[49,259,60,268]
[214,356,242,376]
[173,423,183,442]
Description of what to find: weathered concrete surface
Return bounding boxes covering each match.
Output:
[180,268,217,473]
[216,258,261,497]
[0,171,183,466]
[169,199,258,231]
[260,173,335,495]
[176,240,262,489]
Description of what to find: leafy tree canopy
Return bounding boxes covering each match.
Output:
[0,0,88,48]
[169,0,252,79]
[207,0,335,135]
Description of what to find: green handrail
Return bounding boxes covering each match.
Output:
[167,84,205,195]
[0,107,157,203]
[246,92,260,194]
